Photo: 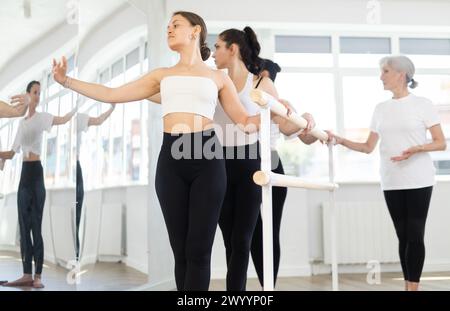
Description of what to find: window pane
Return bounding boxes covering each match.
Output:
[141,102,148,183]
[125,64,141,82]
[110,105,123,183]
[144,41,148,59]
[407,55,450,69]
[126,48,139,70]
[339,54,388,68]
[100,109,110,184]
[67,55,75,75]
[111,73,124,87]
[125,102,141,182]
[112,59,124,79]
[79,105,100,190]
[57,93,73,181]
[341,76,390,180]
[274,53,333,68]
[100,68,110,84]
[275,35,333,67]
[274,73,335,178]
[275,36,331,53]
[340,37,391,54]
[45,98,59,184]
[48,78,60,97]
[400,38,450,55]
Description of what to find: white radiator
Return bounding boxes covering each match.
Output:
[98,203,125,257]
[322,202,399,265]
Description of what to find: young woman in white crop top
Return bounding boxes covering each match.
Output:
[52,11,262,291]
[0,81,75,289]
[212,27,319,290]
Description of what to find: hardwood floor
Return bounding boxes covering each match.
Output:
[210,272,450,291]
[2,251,449,291]
[0,251,148,291]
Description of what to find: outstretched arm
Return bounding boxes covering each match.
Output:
[53,107,77,126]
[0,94,29,118]
[256,78,318,143]
[0,150,15,160]
[53,56,163,104]
[88,104,116,126]
[327,130,379,154]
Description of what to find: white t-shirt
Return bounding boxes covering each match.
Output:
[370,93,440,190]
[12,112,54,157]
[76,113,90,159]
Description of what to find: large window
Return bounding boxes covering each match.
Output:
[78,41,149,190]
[275,73,336,178]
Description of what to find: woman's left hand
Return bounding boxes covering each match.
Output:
[391,145,423,162]
[300,112,316,136]
[279,99,293,117]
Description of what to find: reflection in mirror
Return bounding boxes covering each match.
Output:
[0,0,78,289]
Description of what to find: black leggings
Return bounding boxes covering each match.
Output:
[17,161,46,275]
[155,129,226,291]
[251,151,287,287]
[383,186,433,283]
[76,160,84,259]
[219,142,261,291]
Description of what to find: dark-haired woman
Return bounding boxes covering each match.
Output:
[213,28,317,290]
[260,59,281,82]
[1,81,76,288]
[51,12,261,291]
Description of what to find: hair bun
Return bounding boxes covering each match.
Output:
[409,78,419,89]
[200,44,211,61]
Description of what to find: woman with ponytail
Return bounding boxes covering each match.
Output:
[213,26,318,290]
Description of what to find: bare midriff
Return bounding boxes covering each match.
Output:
[23,152,41,162]
[163,113,215,134]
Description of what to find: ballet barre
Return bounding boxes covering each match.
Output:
[251,89,339,291]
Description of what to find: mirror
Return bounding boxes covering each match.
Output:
[0,0,78,289]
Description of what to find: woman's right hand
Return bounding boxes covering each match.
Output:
[52,56,68,85]
[10,93,30,106]
[325,130,343,145]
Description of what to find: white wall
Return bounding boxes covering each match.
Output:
[166,0,450,27]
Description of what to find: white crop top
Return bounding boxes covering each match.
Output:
[12,112,54,157]
[160,76,218,120]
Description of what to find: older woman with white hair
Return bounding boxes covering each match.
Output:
[327,55,446,291]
